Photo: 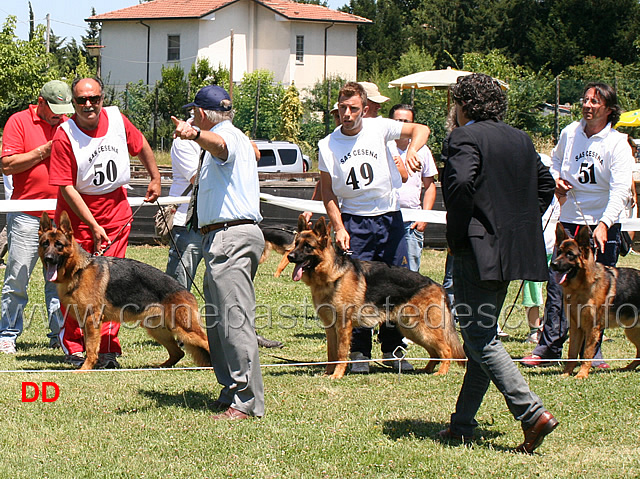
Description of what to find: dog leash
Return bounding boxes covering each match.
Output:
[153,197,206,302]
[95,202,146,257]
[500,200,559,331]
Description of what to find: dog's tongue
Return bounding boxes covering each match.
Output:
[553,270,568,285]
[45,264,58,282]
[292,263,304,282]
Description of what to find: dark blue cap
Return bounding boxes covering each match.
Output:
[182,85,232,111]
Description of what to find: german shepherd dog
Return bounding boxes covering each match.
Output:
[38,211,211,370]
[552,223,640,378]
[287,216,464,379]
[259,224,296,278]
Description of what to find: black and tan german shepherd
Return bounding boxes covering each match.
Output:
[287,215,464,379]
[259,224,296,278]
[38,211,211,370]
[552,223,640,378]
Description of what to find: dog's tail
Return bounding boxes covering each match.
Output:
[183,342,212,367]
[172,300,212,367]
[443,306,466,365]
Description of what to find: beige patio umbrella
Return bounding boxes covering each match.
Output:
[388,67,509,107]
[388,67,474,91]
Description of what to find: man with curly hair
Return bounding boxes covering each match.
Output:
[440,73,558,453]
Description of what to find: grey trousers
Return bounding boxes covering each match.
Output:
[449,250,547,436]
[202,223,265,417]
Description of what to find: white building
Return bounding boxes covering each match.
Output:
[89,0,370,90]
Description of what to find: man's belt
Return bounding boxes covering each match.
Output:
[200,219,256,235]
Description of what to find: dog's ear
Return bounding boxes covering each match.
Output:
[297,214,310,233]
[39,212,52,235]
[313,216,328,238]
[555,222,568,247]
[58,210,74,237]
[575,225,591,250]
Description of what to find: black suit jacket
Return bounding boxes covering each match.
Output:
[442,119,555,282]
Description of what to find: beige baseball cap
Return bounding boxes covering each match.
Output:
[40,80,74,115]
[358,81,389,104]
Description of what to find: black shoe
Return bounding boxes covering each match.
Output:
[256,334,283,349]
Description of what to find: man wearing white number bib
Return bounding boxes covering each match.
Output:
[318,82,430,373]
[522,82,634,368]
[50,77,161,368]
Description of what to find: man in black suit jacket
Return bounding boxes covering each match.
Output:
[439,74,558,453]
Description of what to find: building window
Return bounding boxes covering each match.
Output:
[168,35,180,61]
[296,35,304,63]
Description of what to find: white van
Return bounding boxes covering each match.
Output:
[254,140,310,173]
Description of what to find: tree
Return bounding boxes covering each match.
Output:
[234,70,285,139]
[82,7,101,70]
[278,84,304,143]
[0,16,57,125]
[187,58,229,96]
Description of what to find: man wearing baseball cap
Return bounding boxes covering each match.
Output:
[172,85,265,420]
[0,80,74,354]
[358,81,390,118]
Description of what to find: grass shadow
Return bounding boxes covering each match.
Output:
[383,419,508,451]
[293,332,325,340]
[136,388,213,412]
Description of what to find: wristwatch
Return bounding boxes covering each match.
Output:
[192,125,201,140]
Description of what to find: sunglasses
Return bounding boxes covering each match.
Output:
[74,95,103,105]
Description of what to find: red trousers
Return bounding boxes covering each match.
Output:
[59,223,130,355]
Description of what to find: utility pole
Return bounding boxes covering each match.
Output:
[45,14,50,67]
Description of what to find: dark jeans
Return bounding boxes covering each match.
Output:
[343,211,409,357]
[533,222,620,360]
[450,250,546,436]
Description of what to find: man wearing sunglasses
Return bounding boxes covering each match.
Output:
[49,77,161,369]
[0,80,73,354]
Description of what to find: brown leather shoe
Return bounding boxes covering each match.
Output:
[437,427,473,443]
[212,407,250,421]
[211,400,231,412]
[515,411,559,453]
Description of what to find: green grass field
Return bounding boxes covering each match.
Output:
[0,246,638,478]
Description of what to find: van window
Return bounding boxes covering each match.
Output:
[280,149,298,166]
[258,150,277,167]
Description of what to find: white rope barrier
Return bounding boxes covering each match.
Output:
[3,193,640,230]
[1,356,638,374]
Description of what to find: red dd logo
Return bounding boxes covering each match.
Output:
[21,382,60,402]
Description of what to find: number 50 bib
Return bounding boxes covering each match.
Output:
[61,106,130,195]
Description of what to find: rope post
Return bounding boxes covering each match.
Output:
[392,345,408,380]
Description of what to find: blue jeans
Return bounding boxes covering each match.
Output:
[533,222,618,361]
[165,226,204,291]
[403,221,424,272]
[0,212,63,343]
[450,250,546,436]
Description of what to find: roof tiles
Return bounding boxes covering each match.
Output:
[88,0,370,24]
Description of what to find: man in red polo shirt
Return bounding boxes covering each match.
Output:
[0,80,74,354]
[49,77,161,368]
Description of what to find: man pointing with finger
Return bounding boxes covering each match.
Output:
[172,85,265,420]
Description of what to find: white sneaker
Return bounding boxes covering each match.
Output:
[0,339,16,354]
[382,352,414,371]
[349,352,370,374]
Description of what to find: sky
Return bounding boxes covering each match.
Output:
[1,0,348,44]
